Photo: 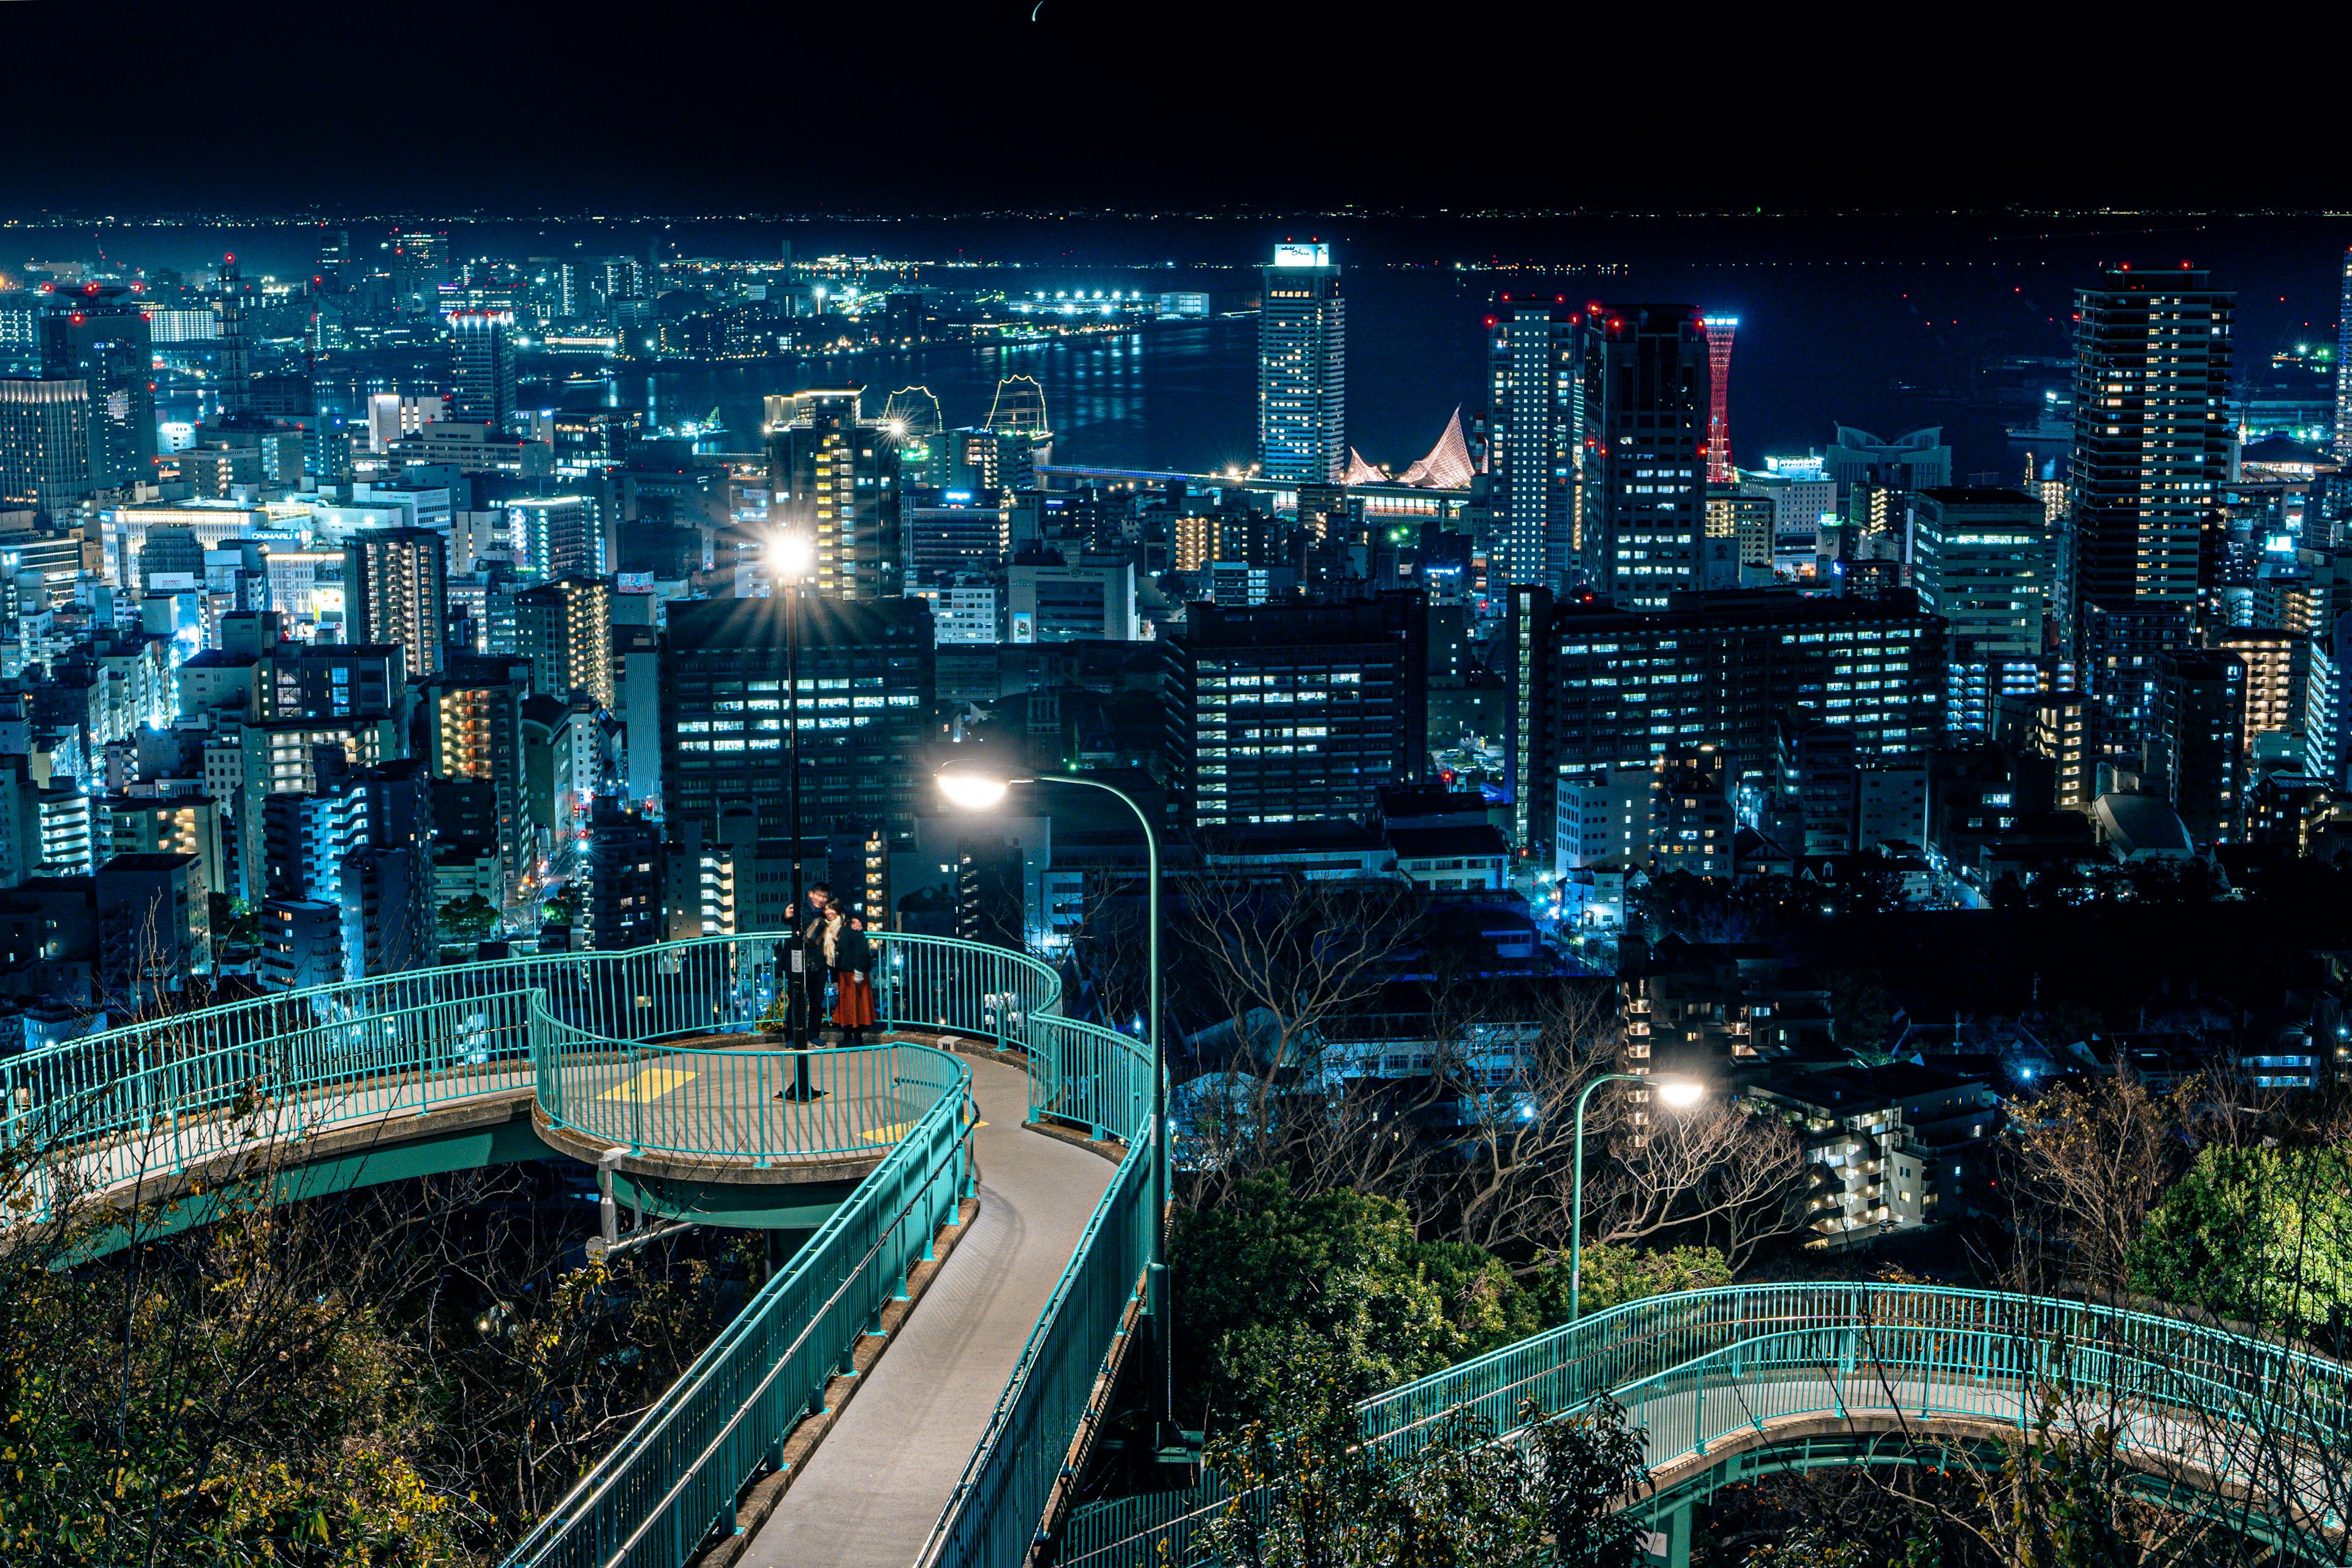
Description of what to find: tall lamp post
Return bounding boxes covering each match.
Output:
[937,766,1179,1453]
[780,530,821,1101]
[1568,1071,1705,1322]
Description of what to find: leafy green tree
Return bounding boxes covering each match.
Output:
[1173,1174,1499,1428]
[1522,1242,1734,1324]
[437,893,500,938]
[1823,968,1894,1058]
[2127,1143,2352,1336]
[1175,1177,1745,1430]
[208,892,259,946]
[1742,1529,1867,1567]
[1200,1346,1647,1568]
[0,1113,740,1565]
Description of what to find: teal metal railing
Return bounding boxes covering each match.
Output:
[4,937,794,1194]
[2,933,1003,1568]
[531,1007,958,1164]
[19,928,2345,1567]
[502,1022,973,1567]
[911,944,1161,1568]
[504,929,1153,1568]
[1057,1282,2352,1567]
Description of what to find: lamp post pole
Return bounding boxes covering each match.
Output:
[1569,1071,1640,1323]
[937,764,1177,1450]
[1028,774,1171,1443]
[782,567,820,1100]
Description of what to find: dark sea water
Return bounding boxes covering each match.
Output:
[50,214,2352,480]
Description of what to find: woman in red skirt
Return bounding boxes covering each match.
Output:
[829,911,878,1047]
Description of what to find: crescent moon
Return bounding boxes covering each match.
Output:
[1030,1,1042,18]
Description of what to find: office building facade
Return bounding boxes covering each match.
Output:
[0,378,92,516]
[1487,299,1581,590]
[660,595,936,846]
[1257,244,1345,486]
[765,389,903,602]
[1510,587,1943,857]
[42,289,155,491]
[1179,594,1428,829]
[1909,488,2050,734]
[2070,266,2233,743]
[1581,305,1709,608]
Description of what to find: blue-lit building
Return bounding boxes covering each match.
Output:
[1257,244,1345,486]
[1508,587,1943,860]
[1909,488,2051,734]
[1488,298,1582,591]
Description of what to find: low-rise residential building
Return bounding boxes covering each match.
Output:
[1751,1064,2002,1250]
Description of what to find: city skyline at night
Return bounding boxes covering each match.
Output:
[5,5,2352,1564]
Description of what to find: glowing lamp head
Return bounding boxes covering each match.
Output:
[937,770,1010,811]
[1653,1076,1705,1110]
[776,530,816,581]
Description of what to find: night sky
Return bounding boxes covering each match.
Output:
[2,1,2335,217]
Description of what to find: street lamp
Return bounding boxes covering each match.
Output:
[1568,1072,1705,1322]
[780,528,822,1101]
[937,765,1178,1452]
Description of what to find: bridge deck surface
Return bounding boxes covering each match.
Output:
[71,1042,925,1203]
[737,1054,1116,1568]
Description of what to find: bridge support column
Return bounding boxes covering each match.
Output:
[1642,1500,1692,1568]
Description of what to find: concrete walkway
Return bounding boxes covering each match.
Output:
[737,1054,1116,1568]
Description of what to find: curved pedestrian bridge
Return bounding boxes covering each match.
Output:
[9,933,2343,1568]
[1063,1282,2351,1567]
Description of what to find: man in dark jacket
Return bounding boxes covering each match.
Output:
[794,883,834,1044]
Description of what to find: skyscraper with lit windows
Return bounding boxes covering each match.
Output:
[345,528,448,682]
[1487,298,1581,590]
[764,388,902,601]
[1581,304,1710,609]
[450,309,516,429]
[2068,265,2233,745]
[1257,243,1345,486]
[42,287,154,491]
[2334,248,2352,463]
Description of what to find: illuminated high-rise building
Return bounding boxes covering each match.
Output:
[389,228,448,315]
[315,228,352,291]
[2160,649,2245,845]
[1581,304,1710,608]
[42,287,154,490]
[1257,243,1345,486]
[659,596,935,844]
[0,377,92,517]
[765,388,902,601]
[2335,247,2352,463]
[345,528,449,682]
[423,654,532,901]
[450,310,517,430]
[513,575,614,710]
[1487,298,1581,590]
[2069,265,2233,743]
[1910,488,2051,734]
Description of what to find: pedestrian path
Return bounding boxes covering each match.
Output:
[735,1055,1116,1568]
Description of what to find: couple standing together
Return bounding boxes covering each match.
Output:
[790,883,878,1047]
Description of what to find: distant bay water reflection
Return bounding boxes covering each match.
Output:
[606,314,1267,476]
[65,214,2352,479]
